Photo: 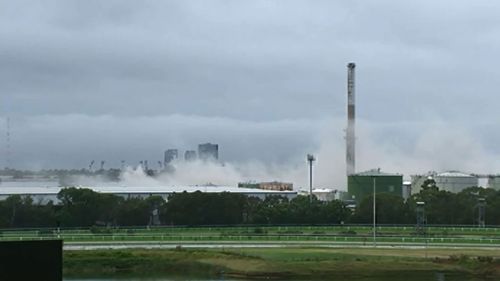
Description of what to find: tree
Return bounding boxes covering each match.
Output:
[287,195,324,224]
[321,200,351,224]
[115,198,150,226]
[421,178,438,192]
[0,195,56,227]
[352,193,410,224]
[163,191,247,225]
[57,187,120,227]
[251,195,289,224]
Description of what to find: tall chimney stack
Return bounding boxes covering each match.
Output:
[346,62,356,176]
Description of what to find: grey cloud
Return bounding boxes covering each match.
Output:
[1,0,500,177]
[4,114,322,169]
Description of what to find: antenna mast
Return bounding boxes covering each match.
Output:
[6,117,11,169]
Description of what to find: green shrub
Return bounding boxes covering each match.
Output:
[38,229,54,237]
[90,226,113,234]
[449,254,469,262]
[477,256,493,263]
[253,227,267,234]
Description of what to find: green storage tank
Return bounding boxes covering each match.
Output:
[348,169,403,203]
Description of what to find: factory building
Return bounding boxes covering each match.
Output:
[347,169,403,203]
[0,185,297,205]
[164,149,178,165]
[198,143,219,161]
[238,181,293,191]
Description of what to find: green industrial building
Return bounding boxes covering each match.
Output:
[347,169,403,203]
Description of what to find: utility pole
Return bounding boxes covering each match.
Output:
[477,198,486,228]
[372,176,376,247]
[307,154,315,203]
[6,117,11,169]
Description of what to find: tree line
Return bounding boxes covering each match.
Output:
[1,180,500,228]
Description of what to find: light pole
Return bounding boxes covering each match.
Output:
[416,201,427,257]
[372,176,376,247]
[416,201,426,234]
[307,154,315,203]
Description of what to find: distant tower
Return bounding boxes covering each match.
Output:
[307,154,316,203]
[346,63,356,176]
[164,149,179,166]
[198,143,219,161]
[184,150,197,161]
[416,201,426,234]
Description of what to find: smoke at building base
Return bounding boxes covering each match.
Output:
[4,115,500,191]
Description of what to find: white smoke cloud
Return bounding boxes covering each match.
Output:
[355,119,500,177]
[6,114,500,190]
[114,160,306,189]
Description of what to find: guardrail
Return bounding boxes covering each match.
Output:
[2,233,500,246]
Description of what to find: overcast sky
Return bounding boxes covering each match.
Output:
[1,1,500,179]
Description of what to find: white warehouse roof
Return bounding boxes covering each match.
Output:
[0,185,297,196]
[436,171,475,178]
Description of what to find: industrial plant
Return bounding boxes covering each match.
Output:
[2,63,500,207]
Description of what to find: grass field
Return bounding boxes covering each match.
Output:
[63,247,500,279]
[4,225,499,278]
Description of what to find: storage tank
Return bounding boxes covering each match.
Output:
[347,169,403,203]
[487,176,500,190]
[434,171,478,193]
[402,181,412,200]
[312,188,337,201]
[410,173,435,194]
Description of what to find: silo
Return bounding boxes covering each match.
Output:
[347,169,403,203]
[487,176,500,190]
[402,181,412,200]
[410,173,436,194]
[434,171,478,193]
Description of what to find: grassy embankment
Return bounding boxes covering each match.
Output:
[64,247,500,279]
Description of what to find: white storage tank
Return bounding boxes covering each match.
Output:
[312,188,337,202]
[487,176,500,190]
[434,171,478,193]
[410,174,433,194]
[402,181,412,200]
